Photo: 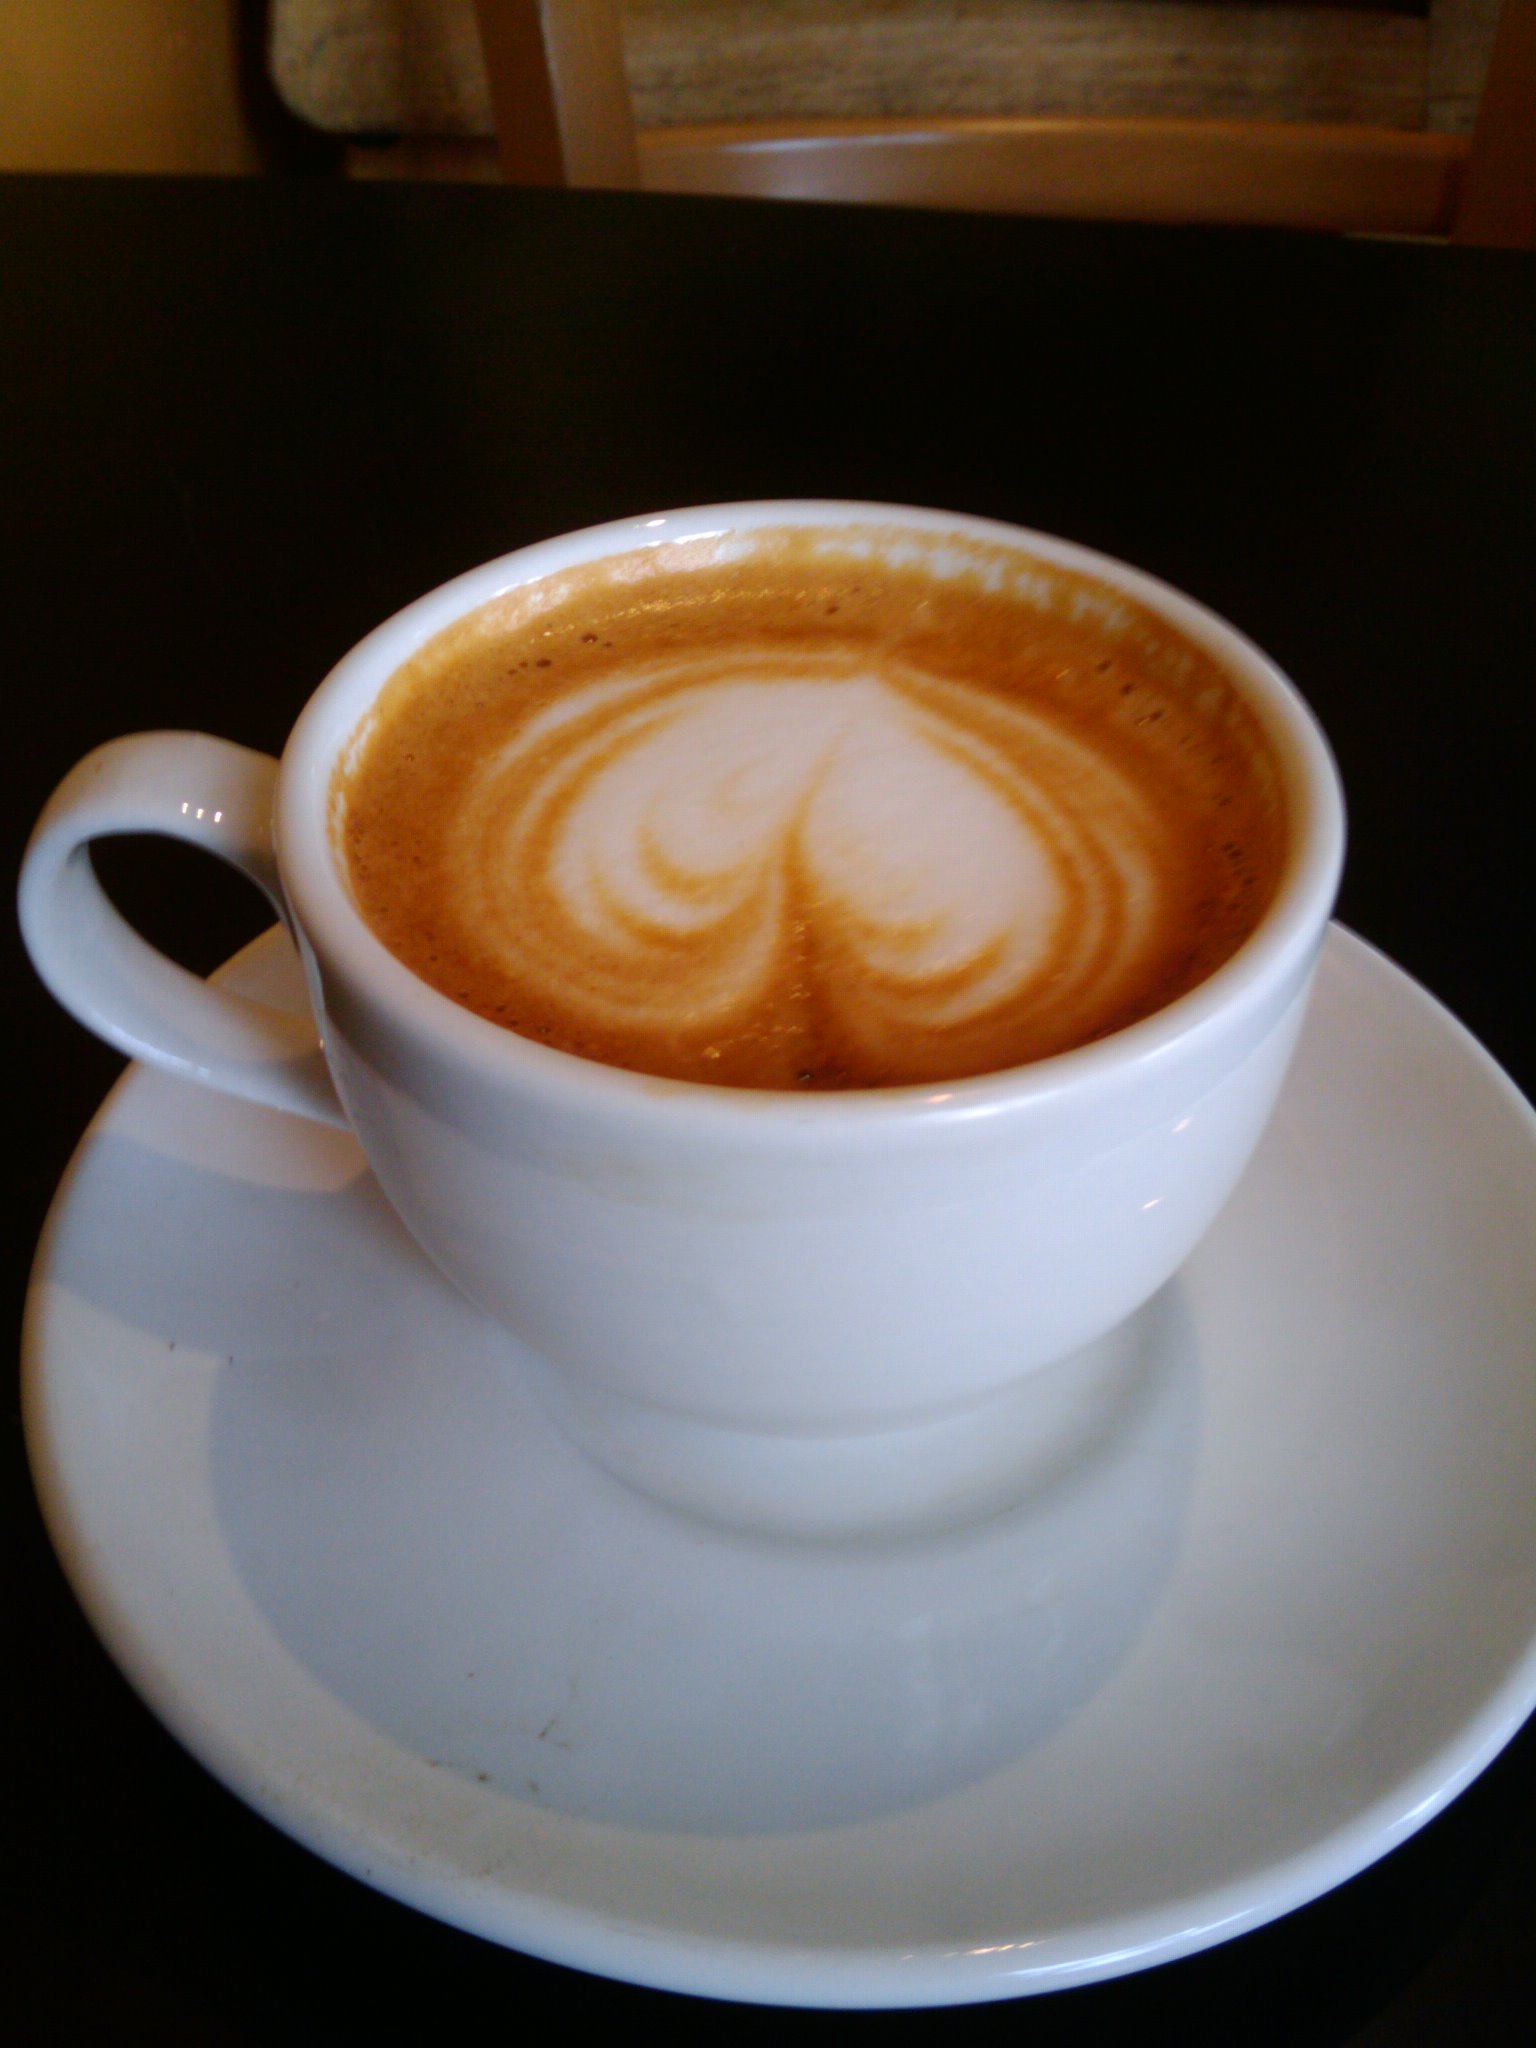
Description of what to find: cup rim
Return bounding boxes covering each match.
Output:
[278,500,1345,1126]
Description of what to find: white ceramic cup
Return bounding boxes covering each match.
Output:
[20,504,1344,1537]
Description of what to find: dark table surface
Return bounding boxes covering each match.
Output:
[6,175,1533,2043]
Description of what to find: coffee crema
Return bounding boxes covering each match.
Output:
[334,528,1287,1089]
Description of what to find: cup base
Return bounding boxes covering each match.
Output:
[522,1303,1168,1541]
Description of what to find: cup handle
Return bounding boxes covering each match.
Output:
[19,731,346,1126]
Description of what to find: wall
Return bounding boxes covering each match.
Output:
[0,0,260,172]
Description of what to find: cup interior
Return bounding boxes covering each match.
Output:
[279,502,1345,1119]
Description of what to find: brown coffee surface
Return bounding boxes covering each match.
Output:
[335,527,1287,1088]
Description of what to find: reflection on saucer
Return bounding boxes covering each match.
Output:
[206,1224,1197,1834]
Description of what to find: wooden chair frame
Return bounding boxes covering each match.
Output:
[473,0,1534,245]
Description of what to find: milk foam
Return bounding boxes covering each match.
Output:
[338,531,1287,1087]
[452,651,1167,1065]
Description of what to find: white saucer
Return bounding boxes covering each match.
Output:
[24,926,1536,2009]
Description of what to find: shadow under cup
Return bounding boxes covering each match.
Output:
[287,506,1343,1540]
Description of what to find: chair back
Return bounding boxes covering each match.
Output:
[473,0,1534,245]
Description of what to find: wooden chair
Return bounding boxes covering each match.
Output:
[472,0,1534,246]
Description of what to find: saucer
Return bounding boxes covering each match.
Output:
[23,926,1536,2009]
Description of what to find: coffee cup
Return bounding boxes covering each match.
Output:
[20,503,1344,1536]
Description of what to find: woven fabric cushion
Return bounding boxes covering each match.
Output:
[268,0,1495,143]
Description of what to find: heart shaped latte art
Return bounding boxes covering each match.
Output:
[449,651,1171,1078]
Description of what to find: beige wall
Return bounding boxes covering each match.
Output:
[0,0,261,171]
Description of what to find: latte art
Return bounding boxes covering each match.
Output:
[458,653,1165,1075]
[336,529,1287,1087]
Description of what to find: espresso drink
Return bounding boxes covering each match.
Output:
[335,527,1287,1088]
